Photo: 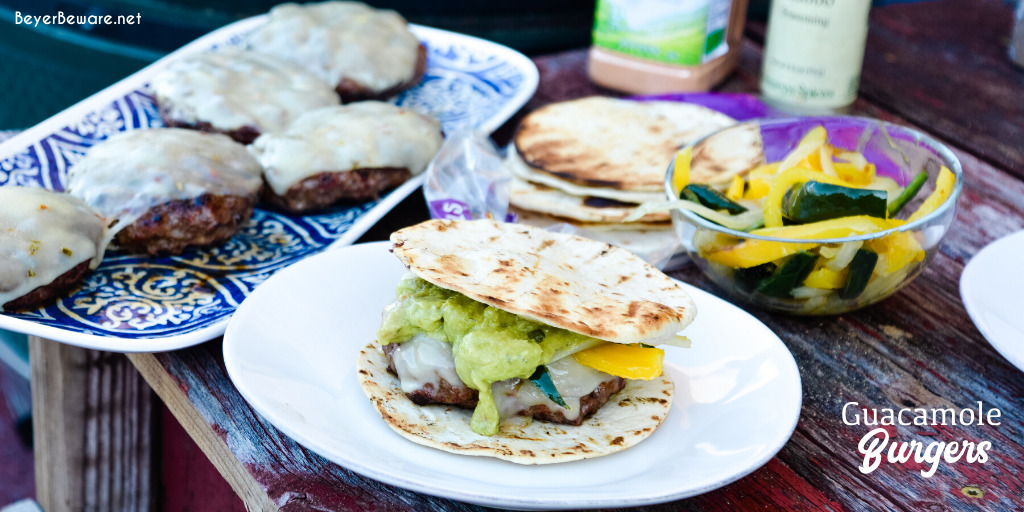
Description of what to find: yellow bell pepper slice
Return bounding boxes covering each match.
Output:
[804,266,847,289]
[865,230,925,273]
[778,126,827,172]
[763,167,848,228]
[752,215,898,239]
[726,175,745,201]
[672,147,692,196]
[749,162,780,180]
[833,162,876,186]
[744,178,771,200]
[705,216,902,269]
[703,239,816,268]
[572,343,664,380]
[907,166,955,222]
[799,147,822,172]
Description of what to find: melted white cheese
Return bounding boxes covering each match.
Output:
[249,102,442,195]
[493,356,614,422]
[0,187,107,311]
[389,333,462,395]
[151,48,339,135]
[66,128,263,239]
[244,1,420,93]
[387,328,614,423]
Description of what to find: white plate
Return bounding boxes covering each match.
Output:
[0,17,538,352]
[223,241,803,509]
[961,230,1024,372]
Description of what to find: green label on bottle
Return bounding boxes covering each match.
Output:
[593,0,733,66]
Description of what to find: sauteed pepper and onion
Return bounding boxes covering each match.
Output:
[631,126,956,314]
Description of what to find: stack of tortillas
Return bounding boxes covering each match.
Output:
[507,96,757,263]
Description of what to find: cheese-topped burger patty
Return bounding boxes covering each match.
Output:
[244,1,426,102]
[249,102,443,213]
[357,219,697,464]
[0,187,107,311]
[67,128,263,255]
[151,48,340,144]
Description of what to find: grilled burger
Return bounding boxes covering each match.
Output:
[357,219,697,464]
[0,187,107,311]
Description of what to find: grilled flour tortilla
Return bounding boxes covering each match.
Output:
[513,97,737,196]
[357,219,696,464]
[508,97,744,260]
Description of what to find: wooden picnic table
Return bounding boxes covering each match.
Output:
[29,0,1024,510]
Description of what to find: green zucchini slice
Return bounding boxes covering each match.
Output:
[782,181,887,223]
[839,249,879,299]
[756,252,819,298]
[683,184,748,214]
[734,262,778,294]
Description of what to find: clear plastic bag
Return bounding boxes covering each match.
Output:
[422,130,680,269]
[423,130,514,222]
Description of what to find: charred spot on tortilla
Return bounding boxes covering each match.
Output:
[582,196,638,209]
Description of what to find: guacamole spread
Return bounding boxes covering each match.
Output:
[377,274,601,435]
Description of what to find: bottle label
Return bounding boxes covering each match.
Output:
[593,0,733,66]
[760,0,872,110]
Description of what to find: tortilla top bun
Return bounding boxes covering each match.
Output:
[390,219,696,344]
[513,96,736,193]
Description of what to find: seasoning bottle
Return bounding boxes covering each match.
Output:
[588,0,750,94]
[760,0,872,114]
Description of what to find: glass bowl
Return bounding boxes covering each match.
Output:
[666,116,962,315]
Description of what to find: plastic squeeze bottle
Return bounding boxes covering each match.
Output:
[588,0,749,94]
[760,0,872,113]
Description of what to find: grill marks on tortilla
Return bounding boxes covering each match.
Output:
[582,196,637,209]
[688,122,766,186]
[390,219,696,344]
[513,97,736,192]
[515,115,684,191]
[438,254,470,278]
[508,176,671,225]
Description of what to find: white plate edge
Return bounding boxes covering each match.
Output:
[960,230,1024,372]
[222,242,804,510]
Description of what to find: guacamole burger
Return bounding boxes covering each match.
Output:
[357,219,696,464]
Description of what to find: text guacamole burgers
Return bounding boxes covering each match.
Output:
[357,219,697,464]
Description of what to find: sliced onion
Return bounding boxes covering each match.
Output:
[826,240,863,271]
[626,200,764,231]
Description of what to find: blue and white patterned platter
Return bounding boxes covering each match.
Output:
[0,18,538,352]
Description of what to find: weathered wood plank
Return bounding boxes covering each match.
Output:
[145,17,1024,510]
[861,0,1024,180]
[30,339,155,512]
[0,354,33,505]
[158,402,248,512]
[129,346,489,512]
[748,0,1024,180]
[127,352,278,512]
